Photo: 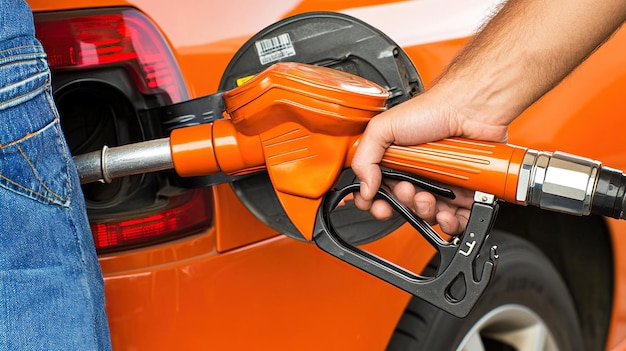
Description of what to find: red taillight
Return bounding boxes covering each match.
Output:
[34,8,209,253]
[91,189,212,253]
[35,8,210,253]
[35,8,187,103]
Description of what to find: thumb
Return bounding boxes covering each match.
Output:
[351,118,394,203]
[353,162,381,203]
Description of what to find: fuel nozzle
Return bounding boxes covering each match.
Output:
[518,150,626,220]
[72,61,626,225]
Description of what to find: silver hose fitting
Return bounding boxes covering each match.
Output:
[516,150,601,216]
[73,138,174,184]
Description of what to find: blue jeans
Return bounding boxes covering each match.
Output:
[0,1,111,349]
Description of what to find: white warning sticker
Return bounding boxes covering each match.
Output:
[255,33,296,65]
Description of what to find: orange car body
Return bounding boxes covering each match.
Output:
[25,0,626,350]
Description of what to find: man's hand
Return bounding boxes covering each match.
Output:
[351,87,507,235]
[351,0,626,234]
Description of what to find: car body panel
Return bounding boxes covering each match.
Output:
[26,0,626,349]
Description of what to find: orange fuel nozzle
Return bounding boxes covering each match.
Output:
[170,62,621,236]
[171,62,388,239]
[170,62,534,239]
[76,61,624,242]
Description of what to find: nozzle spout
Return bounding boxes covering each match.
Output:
[73,138,174,184]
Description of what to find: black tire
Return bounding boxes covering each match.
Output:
[386,232,584,351]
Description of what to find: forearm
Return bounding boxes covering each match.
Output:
[436,0,626,137]
[351,0,626,228]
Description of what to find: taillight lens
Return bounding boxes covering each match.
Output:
[35,8,187,103]
[34,8,210,254]
[91,189,212,253]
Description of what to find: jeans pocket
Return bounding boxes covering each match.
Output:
[0,48,72,207]
[0,112,71,207]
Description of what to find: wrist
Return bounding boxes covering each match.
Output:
[427,78,514,143]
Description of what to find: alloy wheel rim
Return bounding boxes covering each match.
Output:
[457,304,559,351]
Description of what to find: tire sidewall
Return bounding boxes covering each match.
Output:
[415,233,584,350]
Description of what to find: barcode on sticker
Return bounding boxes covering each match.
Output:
[255,33,296,65]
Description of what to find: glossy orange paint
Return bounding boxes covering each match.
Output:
[506,26,626,350]
[25,0,626,350]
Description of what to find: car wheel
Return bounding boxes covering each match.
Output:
[386,232,584,351]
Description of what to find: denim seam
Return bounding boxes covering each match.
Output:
[0,52,45,66]
[62,147,100,348]
[0,172,61,204]
[0,71,47,110]
[44,87,73,201]
[17,145,67,203]
[0,116,57,150]
[66,205,101,349]
[0,58,37,70]
[0,44,43,55]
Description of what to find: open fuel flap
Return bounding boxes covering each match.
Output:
[218,12,423,243]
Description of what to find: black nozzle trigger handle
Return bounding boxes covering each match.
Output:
[313,183,499,318]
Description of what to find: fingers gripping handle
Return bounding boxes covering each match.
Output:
[313,183,499,318]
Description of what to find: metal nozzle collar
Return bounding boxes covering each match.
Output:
[517,149,600,216]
